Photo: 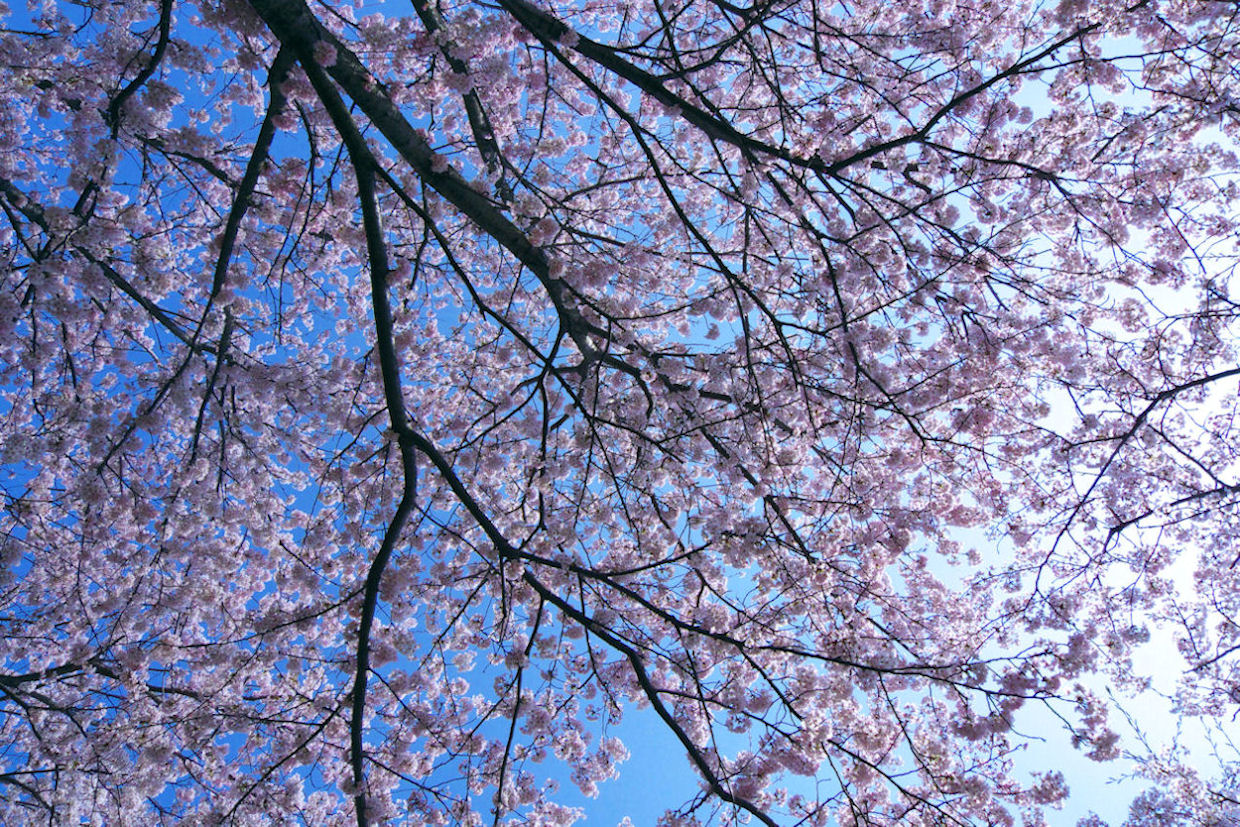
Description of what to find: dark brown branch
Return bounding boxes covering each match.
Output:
[0,177,212,354]
[106,0,175,135]
[408,0,511,201]
[210,47,295,297]
[283,42,421,827]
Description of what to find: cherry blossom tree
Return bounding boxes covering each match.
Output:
[3,0,1240,823]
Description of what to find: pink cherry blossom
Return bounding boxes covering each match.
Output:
[3,0,1240,823]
